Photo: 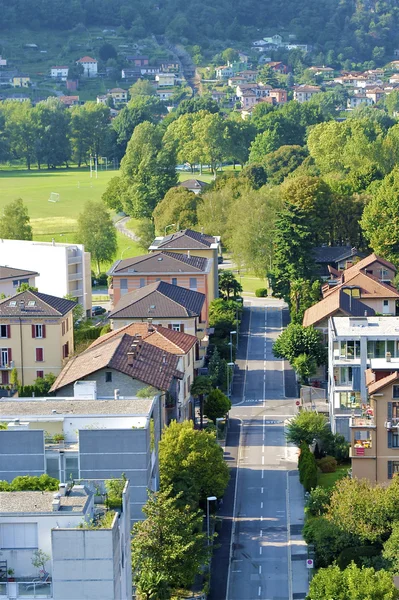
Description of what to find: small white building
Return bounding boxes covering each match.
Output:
[155,72,175,87]
[347,94,374,109]
[293,85,321,102]
[0,239,92,316]
[50,66,69,81]
[76,56,97,78]
[156,89,174,100]
[0,481,131,600]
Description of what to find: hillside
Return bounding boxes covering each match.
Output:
[1,0,399,63]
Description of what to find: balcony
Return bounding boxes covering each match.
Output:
[194,357,205,370]
[67,255,81,266]
[350,416,376,428]
[0,580,52,599]
[350,446,375,459]
[68,271,82,282]
[0,363,12,370]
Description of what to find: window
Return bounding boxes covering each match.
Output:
[36,371,44,379]
[384,300,389,306]
[62,342,69,359]
[354,430,372,448]
[35,348,44,362]
[1,371,9,385]
[120,279,128,296]
[0,523,38,549]
[105,371,112,383]
[0,325,10,338]
[388,461,399,479]
[340,341,360,359]
[46,456,59,479]
[367,340,389,359]
[339,366,352,384]
[171,324,181,332]
[339,391,361,409]
[172,278,177,286]
[0,348,10,367]
[392,430,399,448]
[139,278,146,288]
[12,278,28,288]
[32,324,45,339]
[394,387,399,399]
[65,456,79,481]
[189,278,197,291]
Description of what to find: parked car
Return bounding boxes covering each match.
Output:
[92,306,106,316]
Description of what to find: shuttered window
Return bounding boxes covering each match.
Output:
[0,523,38,549]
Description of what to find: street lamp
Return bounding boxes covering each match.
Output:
[206,496,217,545]
[120,246,132,260]
[227,361,235,398]
[164,223,176,236]
[229,331,237,365]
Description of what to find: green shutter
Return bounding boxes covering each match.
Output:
[388,461,393,480]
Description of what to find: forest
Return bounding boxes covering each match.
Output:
[1,0,399,63]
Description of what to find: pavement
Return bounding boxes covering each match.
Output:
[209,298,309,600]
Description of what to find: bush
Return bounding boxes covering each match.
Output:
[100,324,111,336]
[303,516,359,568]
[317,455,338,473]
[255,288,268,297]
[337,546,381,570]
[306,486,332,516]
[299,443,318,492]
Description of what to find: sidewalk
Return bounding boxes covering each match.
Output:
[289,471,310,599]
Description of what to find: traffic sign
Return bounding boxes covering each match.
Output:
[296,400,301,406]
[306,559,314,569]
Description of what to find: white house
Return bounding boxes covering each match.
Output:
[347,94,374,109]
[76,56,97,78]
[216,66,233,79]
[0,481,132,600]
[50,67,69,81]
[156,89,174,100]
[293,85,321,102]
[155,72,175,87]
[0,239,92,316]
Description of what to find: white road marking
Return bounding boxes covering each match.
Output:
[258,586,261,596]
[225,416,243,600]
[259,565,262,575]
[259,546,262,555]
[261,487,264,494]
[286,471,293,600]
[261,501,263,509]
[261,470,264,479]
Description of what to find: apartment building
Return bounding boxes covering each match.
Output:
[0,395,161,521]
[149,229,220,302]
[0,239,92,315]
[108,251,213,319]
[0,291,75,386]
[328,316,399,439]
[0,266,38,296]
[0,481,131,600]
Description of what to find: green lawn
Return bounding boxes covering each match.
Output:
[317,465,350,489]
[240,275,268,295]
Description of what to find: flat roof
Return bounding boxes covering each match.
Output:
[0,397,154,417]
[331,316,399,337]
[0,487,90,515]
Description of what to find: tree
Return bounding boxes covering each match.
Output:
[204,388,231,423]
[239,164,267,189]
[129,79,156,97]
[271,203,315,302]
[115,121,177,217]
[221,48,239,64]
[1,100,37,169]
[16,283,38,292]
[70,102,111,167]
[273,324,327,367]
[32,98,71,169]
[385,90,399,117]
[131,487,209,596]
[76,201,117,274]
[257,64,279,87]
[99,42,117,61]
[175,96,219,116]
[159,420,229,506]
[190,376,213,430]
[286,411,329,446]
[33,373,56,395]
[292,353,317,385]
[383,520,399,572]
[0,198,32,240]
[191,112,231,175]
[263,145,308,185]
[208,348,228,391]
[152,187,197,234]
[360,167,399,267]
[135,219,156,251]
[218,270,242,299]
[64,294,83,325]
[289,278,321,324]
[308,563,399,600]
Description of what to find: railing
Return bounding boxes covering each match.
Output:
[17,581,52,598]
[0,582,7,597]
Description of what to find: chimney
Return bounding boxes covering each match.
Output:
[114,389,120,400]
[58,483,67,496]
[52,493,61,511]
[187,250,191,259]
[162,353,166,365]
[127,352,134,365]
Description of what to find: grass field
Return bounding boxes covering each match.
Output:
[317,465,350,489]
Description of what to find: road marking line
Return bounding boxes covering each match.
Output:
[259,546,262,555]
[258,586,261,596]
[260,529,263,536]
[261,469,264,479]
[286,471,293,600]
[261,487,264,494]
[261,501,263,509]
[259,565,262,575]
[225,416,243,600]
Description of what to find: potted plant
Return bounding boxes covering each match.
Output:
[53,433,65,443]
[7,569,15,581]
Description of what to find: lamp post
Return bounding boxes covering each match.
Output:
[120,246,132,260]
[227,361,235,398]
[229,331,237,365]
[164,223,176,237]
[206,496,217,545]
[235,298,243,343]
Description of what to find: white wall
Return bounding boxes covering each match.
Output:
[0,275,37,297]
[62,415,147,442]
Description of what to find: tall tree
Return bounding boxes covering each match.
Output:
[191,112,231,175]
[32,98,71,169]
[0,198,32,240]
[159,420,229,504]
[131,487,209,597]
[129,79,156,97]
[190,376,213,431]
[152,187,197,234]
[70,102,110,167]
[1,100,36,169]
[273,323,327,367]
[76,201,117,274]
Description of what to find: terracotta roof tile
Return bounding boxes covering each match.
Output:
[153,229,216,250]
[342,253,396,282]
[0,266,39,280]
[0,290,75,317]
[367,371,399,395]
[303,289,375,327]
[109,251,208,275]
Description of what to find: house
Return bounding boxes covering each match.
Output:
[0,71,14,86]
[216,66,233,79]
[240,89,257,108]
[126,55,149,66]
[236,70,258,82]
[109,281,206,339]
[348,370,399,483]
[293,85,321,102]
[107,251,214,320]
[50,66,69,81]
[364,68,384,80]
[0,266,38,297]
[303,289,376,331]
[0,290,75,386]
[12,75,30,88]
[269,88,288,104]
[156,89,174,101]
[179,179,209,195]
[268,61,287,74]
[0,395,161,522]
[328,316,399,440]
[211,90,227,103]
[347,94,374,108]
[389,73,399,84]
[90,322,199,420]
[339,253,396,286]
[228,76,248,87]
[252,40,268,47]
[96,94,108,105]
[0,56,7,67]
[0,239,92,316]
[238,52,249,63]
[155,73,175,87]
[109,87,128,102]
[140,66,160,76]
[149,229,221,302]
[390,59,399,68]
[58,95,79,107]
[160,61,179,72]
[308,66,335,78]
[263,35,283,46]
[0,481,131,600]
[121,68,141,80]
[312,245,364,279]
[76,56,97,78]
[365,87,385,103]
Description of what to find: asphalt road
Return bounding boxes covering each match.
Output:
[210,298,307,600]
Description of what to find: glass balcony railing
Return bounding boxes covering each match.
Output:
[17,581,52,598]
